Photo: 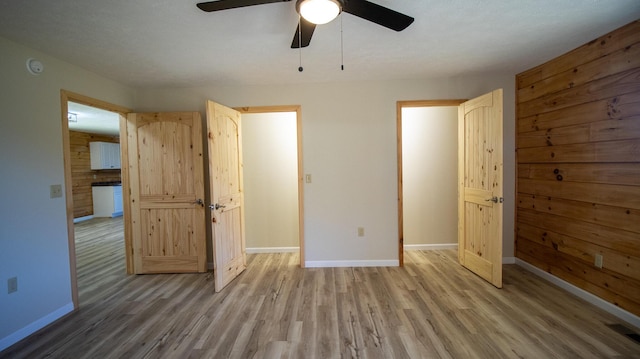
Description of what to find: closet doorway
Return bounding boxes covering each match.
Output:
[397,100,465,265]
[238,106,304,263]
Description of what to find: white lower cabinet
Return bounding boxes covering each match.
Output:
[92,185,123,217]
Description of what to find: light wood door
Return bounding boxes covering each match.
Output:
[206,101,247,292]
[458,89,503,288]
[126,112,206,273]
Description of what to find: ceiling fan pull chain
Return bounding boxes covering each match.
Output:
[340,14,344,71]
[298,15,304,72]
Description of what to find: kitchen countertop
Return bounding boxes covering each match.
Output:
[91,181,122,186]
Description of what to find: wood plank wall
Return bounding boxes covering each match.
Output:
[69,131,121,218]
[515,20,640,317]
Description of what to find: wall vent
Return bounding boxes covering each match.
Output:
[607,324,640,345]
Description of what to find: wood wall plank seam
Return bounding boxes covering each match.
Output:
[518,67,640,119]
[518,92,640,134]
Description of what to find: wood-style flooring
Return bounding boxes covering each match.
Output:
[2,217,639,358]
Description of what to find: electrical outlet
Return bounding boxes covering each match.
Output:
[50,184,63,198]
[8,277,17,294]
[594,254,603,268]
[357,227,365,237]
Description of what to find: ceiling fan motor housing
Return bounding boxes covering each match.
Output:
[296,0,344,25]
[295,0,345,14]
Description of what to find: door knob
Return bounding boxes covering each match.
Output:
[485,196,504,203]
[194,198,204,205]
[209,203,226,210]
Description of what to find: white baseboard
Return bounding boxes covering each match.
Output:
[0,302,74,352]
[516,258,640,329]
[305,260,399,268]
[246,247,299,254]
[207,248,300,269]
[403,245,515,266]
[404,243,458,251]
[73,215,93,223]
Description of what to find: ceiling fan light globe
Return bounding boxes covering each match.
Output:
[299,0,341,25]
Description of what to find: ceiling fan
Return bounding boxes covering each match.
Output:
[196,0,414,48]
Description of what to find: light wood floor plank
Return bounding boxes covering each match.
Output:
[2,217,639,358]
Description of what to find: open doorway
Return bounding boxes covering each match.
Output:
[67,101,125,306]
[397,100,465,266]
[237,106,305,266]
[60,90,130,308]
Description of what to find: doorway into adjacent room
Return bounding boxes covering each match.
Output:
[61,91,130,308]
[238,106,304,262]
[397,100,465,265]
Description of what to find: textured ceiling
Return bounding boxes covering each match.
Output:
[1,0,639,88]
[68,102,120,136]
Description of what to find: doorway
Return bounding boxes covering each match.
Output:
[237,106,305,266]
[62,97,306,303]
[396,100,465,266]
[61,90,130,308]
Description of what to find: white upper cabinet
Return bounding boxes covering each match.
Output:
[90,141,121,170]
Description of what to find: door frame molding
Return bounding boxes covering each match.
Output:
[235,105,306,268]
[396,100,466,266]
[60,90,130,309]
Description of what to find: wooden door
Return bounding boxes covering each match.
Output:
[125,112,206,273]
[206,101,247,292]
[458,89,503,288]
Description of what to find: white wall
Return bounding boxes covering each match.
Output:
[0,36,134,350]
[402,107,458,246]
[133,75,517,266]
[242,112,299,250]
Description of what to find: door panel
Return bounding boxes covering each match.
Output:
[126,112,206,274]
[458,89,503,288]
[206,101,247,292]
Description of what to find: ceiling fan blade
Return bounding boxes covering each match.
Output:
[342,0,414,31]
[197,0,291,12]
[291,17,316,48]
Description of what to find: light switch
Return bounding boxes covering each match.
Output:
[50,184,63,198]
[305,174,312,183]
[8,277,17,294]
